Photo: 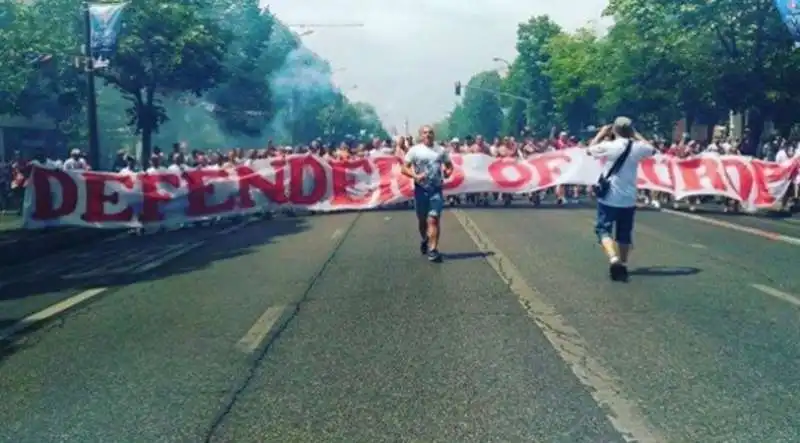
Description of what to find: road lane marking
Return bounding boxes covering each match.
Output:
[0,287,107,341]
[452,209,664,443]
[689,243,706,249]
[661,209,800,247]
[1,220,255,340]
[331,228,344,240]
[751,284,800,308]
[236,305,293,354]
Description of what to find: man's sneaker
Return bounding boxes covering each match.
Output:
[609,262,628,282]
[420,239,429,255]
[428,249,443,262]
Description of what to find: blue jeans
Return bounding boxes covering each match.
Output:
[595,203,635,245]
[414,186,444,219]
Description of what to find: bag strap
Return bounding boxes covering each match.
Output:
[604,139,634,179]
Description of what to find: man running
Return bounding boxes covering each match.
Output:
[401,125,453,262]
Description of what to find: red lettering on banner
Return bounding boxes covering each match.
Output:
[442,155,465,190]
[288,156,326,205]
[488,158,533,189]
[31,167,79,220]
[638,157,674,190]
[184,169,236,217]
[384,156,414,199]
[751,160,791,206]
[527,152,570,188]
[675,158,729,194]
[720,157,758,203]
[236,163,287,209]
[81,172,134,223]
[140,173,181,222]
[372,157,400,203]
[331,159,373,206]
[397,169,414,198]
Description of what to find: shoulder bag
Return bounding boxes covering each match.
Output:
[594,139,633,199]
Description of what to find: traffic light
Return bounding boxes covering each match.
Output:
[454,81,462,96]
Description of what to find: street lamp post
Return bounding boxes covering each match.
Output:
[83,2,100,169]
[492,57,512,68]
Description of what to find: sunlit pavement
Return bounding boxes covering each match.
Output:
[1,204,799,442]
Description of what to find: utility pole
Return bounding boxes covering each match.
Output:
[83,2,100,169]
[286,23,365,28]
[454,82,531,104]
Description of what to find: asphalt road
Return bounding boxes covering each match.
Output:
[0,203,799,443]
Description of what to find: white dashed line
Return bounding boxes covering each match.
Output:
[0,288,107,341]
[751,284,800,308]
[661,209,800,247]
[235,304,294,354]
[453,209,665,443]
[1,221,254,341]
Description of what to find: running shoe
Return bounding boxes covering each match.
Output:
[428,249,442,262]
[609,262,628,282]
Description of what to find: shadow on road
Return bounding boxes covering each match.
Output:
[0,217,309,302]
[442,251,495,261]
[628,266,702,277]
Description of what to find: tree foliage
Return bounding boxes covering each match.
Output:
[440,1,800,152]
[437,71,504,140]
[0,0,387,165]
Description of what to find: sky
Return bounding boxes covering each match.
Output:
[263,0,610,134]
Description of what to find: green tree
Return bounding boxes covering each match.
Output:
[604,0,800,150]
[99,0,231,160]
[314,94,387,141]
[541,28,604,133]
[500,61,529,136]
[511,15,562,136]
[455,70,504,139]
[0,0,36,115]
[207,0,275,138]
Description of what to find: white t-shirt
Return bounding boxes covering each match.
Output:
[721,142,733,154]
[403,143,451,191]
[775,148,789,163]
[63,158,88,170]
[168,163,187,173]
[588,137,656,208]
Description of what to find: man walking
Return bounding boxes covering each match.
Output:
[401,125,453,262]
[587,117,656,281]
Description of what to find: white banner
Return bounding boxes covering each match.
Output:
[23,148,800,229]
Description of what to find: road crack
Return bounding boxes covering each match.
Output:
[202,213,362,443]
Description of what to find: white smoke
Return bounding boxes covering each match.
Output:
[267,28,338,142]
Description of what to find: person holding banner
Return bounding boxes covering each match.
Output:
[402,125,454,263]
[587,117,656,281]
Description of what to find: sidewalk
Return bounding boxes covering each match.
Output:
[0,214,119,267]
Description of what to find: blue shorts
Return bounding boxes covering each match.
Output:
[595,203,635,245]
[414,186,444,219]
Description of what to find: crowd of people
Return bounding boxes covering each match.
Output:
[2,130,799,217]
